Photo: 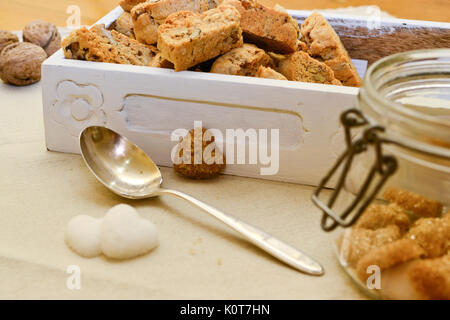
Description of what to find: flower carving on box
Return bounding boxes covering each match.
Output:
[52,80,106,136]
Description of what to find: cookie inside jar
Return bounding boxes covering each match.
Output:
[336,187,449,300]
[322,49,450,300]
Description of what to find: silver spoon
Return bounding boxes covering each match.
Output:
[79,126,324,276]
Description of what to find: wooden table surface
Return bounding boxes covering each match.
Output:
[0,0,448,30]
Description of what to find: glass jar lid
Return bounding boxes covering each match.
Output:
[359,49,450,151]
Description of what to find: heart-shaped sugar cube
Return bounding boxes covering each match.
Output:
[65,215,102,258]
[100,204,159,259]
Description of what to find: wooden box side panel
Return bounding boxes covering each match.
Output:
[42,60,357,185]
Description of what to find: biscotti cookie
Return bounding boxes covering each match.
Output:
[211,43,273,76]
[255,66,287,80]
[120,0,147,12]
[223,0,300,53]
[110,12,135,38]
[132,0,210,45]
[408,254,450,300]
[383,188,443,218]
[157,5,243,71]
[63,24,158,66]
[277,51,342,85]
[301,12,362,87]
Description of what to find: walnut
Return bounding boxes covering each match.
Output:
[0,30,19,54]
[23,20,61,56]
[0,42,47,86]
[173,128,226,179]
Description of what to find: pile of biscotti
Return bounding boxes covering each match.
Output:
[62,0,362,87]
[339,188,450,300]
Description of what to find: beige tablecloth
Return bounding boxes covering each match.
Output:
[3,5,392,297]
[0,81,366,300]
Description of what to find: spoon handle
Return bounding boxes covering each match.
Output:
[159,188,324,276]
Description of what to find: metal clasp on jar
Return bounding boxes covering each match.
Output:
[313,107,450,231]
[312,109,398,232]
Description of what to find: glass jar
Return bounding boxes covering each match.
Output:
[313,49,450,300]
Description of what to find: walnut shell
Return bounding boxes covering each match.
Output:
[0,30,19,54]
[0,42,47,86]
[23,20,61,56]
[173,128,226,179]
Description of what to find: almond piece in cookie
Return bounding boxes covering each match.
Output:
[157,5,243,71]
[297,40,309,52]
[355,203,411,233]
[132,0,211,45]
[62,24,159,66]
[277,51,342,85]
[356,239,426,282]
[406,217,450,258]
[408,253,450,300]
[255,66,287,80]
[173,128,226,179]
[120,0,147,12]
[383,188,443,218]
[211,43,273,76]
[223,0,299,53]
[301,12,362,87]
[110,12,135,39]
[337,225,401,268]
[149,52,174,68]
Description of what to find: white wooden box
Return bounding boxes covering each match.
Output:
[42,7,450,185]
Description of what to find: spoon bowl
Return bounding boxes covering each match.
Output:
[80,126,162,199]
[79,126,324,276]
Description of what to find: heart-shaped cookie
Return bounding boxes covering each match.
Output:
[65,215,102,258]
[100,204,159,259]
